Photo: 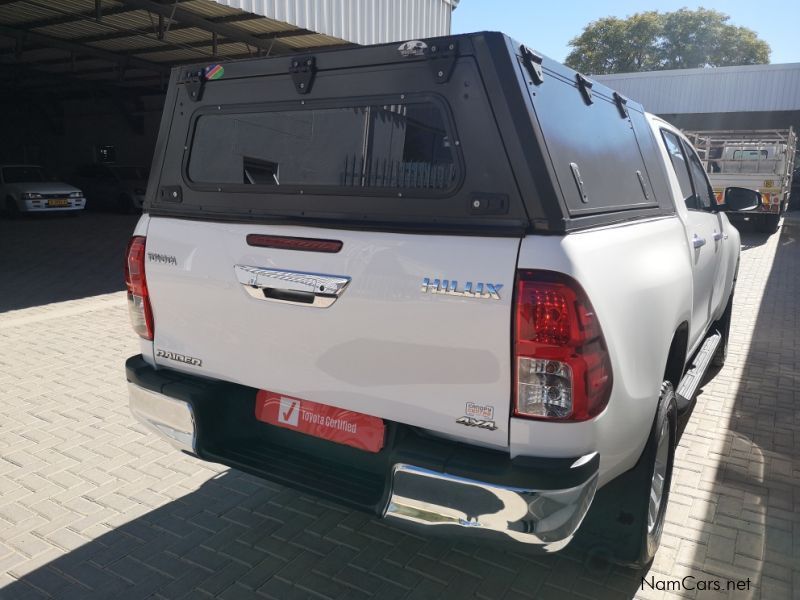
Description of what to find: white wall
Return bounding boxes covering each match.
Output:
[213,0,455,45]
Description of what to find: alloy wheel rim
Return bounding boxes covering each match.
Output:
[647,416,670,534]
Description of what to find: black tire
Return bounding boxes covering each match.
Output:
[760,214,780,234]
[627,382,677,568]
[711,286,734,367]
[577,382,677,570]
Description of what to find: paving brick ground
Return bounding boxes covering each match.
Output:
[0,212,798,600]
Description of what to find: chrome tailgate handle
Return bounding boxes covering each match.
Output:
[235,265,351,308]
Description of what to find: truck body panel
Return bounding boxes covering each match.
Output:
[144,217,520,450]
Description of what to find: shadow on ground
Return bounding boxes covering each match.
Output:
[0,213,138,312]
[0,466,645,600]
[683,217,798,598]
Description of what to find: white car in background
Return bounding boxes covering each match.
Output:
[1,164,86,215]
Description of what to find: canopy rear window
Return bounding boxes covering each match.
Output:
[187,99,459,194]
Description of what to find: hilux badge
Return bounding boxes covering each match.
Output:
[421,278,502,300]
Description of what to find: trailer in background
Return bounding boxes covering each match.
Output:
[683,128,797,233]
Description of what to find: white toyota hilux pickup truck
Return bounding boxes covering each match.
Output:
[124,33,759,568]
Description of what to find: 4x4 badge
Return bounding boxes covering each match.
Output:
[456,416,498,431]
[421,278,502,300]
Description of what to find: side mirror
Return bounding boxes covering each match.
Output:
[721,187,761,212]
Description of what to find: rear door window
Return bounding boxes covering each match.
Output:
[660,130,695,208]
[187,100,459,195]
[683,141,714,211]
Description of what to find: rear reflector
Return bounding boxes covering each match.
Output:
[246,234,342,253]
[514,270,612,421]
[124,236,154,340]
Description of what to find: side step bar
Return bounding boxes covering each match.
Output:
[676,331,721,412]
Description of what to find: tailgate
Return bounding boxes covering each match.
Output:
[139,35,538,450]
[145,217,519,449]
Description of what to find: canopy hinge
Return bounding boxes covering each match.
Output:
[519,45,544,85]
[183,68,206,102]
[428,39,458,83]
[290,56,316,94]
[576,73,593,105]
[613,91,629,118]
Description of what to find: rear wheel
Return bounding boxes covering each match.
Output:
[629,382,676,567]
[578,382,677,570]
[760,214,780,233]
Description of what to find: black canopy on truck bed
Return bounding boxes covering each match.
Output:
[146,31,674,235]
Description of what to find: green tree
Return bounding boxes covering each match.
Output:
[565,8,770,75]
[565,12,663,74]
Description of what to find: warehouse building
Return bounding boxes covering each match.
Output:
[0,0,456,177]
[594,61,800,133]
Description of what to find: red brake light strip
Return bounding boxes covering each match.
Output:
[246,234,342,253]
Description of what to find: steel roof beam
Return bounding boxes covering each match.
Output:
[72,17,311,48]
[11,0,192,31]
[0,23,170,73]
[122,28,315,56]
[117,0,294,55]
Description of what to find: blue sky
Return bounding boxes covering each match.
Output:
[452,1,796,65]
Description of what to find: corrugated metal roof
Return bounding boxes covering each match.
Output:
[0,0,452,95]
[211,0,454,45]
[595,63,800,114]
[0,0,355,92]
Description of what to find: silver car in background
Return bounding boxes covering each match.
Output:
[1,165,86,215]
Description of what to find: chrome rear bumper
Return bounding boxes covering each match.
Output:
[385,459,598,551]
[128,383,196,453]
[128,372,598,551]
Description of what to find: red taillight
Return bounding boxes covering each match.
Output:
[514,270,612,421]
[124,236,154,340]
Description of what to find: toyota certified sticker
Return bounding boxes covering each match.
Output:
[255,390,386,453]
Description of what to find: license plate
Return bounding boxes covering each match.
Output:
[47,198,69,207]
[255,390,385,453]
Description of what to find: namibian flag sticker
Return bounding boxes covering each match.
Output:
[204,64,225,81]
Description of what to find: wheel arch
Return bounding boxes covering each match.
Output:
[663,322,689,388]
